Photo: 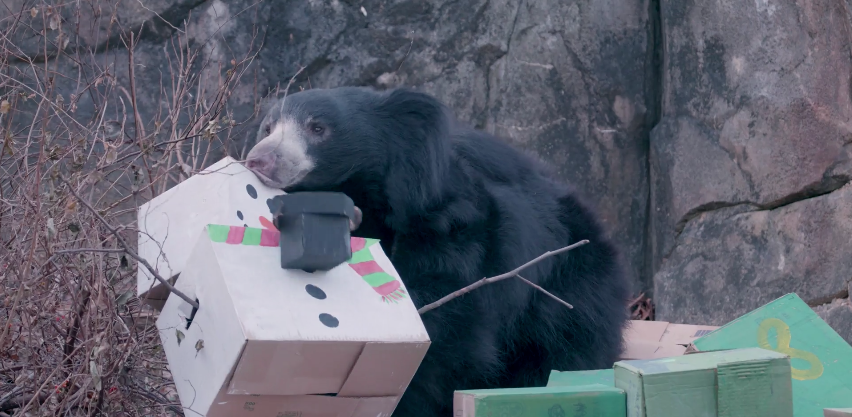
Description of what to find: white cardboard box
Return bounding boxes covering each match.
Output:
[156,224,430,417]
[137,157,285,309]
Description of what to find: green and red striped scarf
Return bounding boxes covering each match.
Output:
[207,224,407,303]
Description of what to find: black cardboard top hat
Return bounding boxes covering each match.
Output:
[270,192,356,273]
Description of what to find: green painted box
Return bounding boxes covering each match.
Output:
[692,293,852,417]
[614,347,793,417]
[547,369,615,387]
[453,384,626,417]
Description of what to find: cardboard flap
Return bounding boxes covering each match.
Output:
[337,342,430,397]
[209,392,361,417]
[228,340,364,396]
[621,320,721,361]
[624,320,720,346]
[624,320,670,343]
[621,340,687,360]
[659,323,719,345]
[349,396,401,417]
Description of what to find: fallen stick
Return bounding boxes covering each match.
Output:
[417,240,589,315]
[62,178,200,309]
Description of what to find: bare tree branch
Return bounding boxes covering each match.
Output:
[417,240,589,315]
[516,274,573,309]
[61,178,199,309]
[0,2,265,414]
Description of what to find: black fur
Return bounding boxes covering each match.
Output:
[273,87,630,416]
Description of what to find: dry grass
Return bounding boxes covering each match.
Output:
[0,1,266,415]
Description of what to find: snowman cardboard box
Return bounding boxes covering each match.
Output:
[136,156,286,310]
[156,226,429,416]
[140,157,430,416]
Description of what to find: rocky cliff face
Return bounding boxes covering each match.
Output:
[5,0,850,342]
[650,0,852,343]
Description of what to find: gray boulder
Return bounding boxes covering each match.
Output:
[651,0,852,341]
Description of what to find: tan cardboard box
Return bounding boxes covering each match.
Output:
[620,320,719,360]
[156,225,431,416]
[825,409,852,417]
[137,156,285,309]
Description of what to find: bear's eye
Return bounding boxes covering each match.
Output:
[264,125,271,135]
[310,123,325,135]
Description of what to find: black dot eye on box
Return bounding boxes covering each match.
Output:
[318,313,339,328]
[305,284,327,300]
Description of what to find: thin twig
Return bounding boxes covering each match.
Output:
[17,342,89,415]
[282,65,306,98]
[628,292,654,320]
[0,387,23,410]
[417,240,589,315]
[54,248,126,255]
[61,178,199,309]
[39,248,127,270]
[516,274,573,309]
[135,0,185,33]
[396,34,415,72]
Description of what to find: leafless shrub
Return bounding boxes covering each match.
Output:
[0,1,265,415]
[628,293,654,321]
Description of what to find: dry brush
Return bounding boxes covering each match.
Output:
[0,1,267,415]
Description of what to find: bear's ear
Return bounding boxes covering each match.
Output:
[377,88,449,133]
[376,88,452,232]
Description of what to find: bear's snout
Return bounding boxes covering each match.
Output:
[245,153,276,178]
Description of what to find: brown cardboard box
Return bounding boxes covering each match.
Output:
[620,320,719,360]
[825,409,852,417]
[156,225,431,416]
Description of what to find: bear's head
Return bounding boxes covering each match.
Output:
[245,86,453,231]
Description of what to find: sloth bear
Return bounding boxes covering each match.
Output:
[244,86,630,416]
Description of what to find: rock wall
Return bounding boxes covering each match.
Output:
[650,0,852,343]
[4,0,850,341]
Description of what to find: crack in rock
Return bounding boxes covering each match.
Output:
[809,287,850,308]
[673,175,852,242]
